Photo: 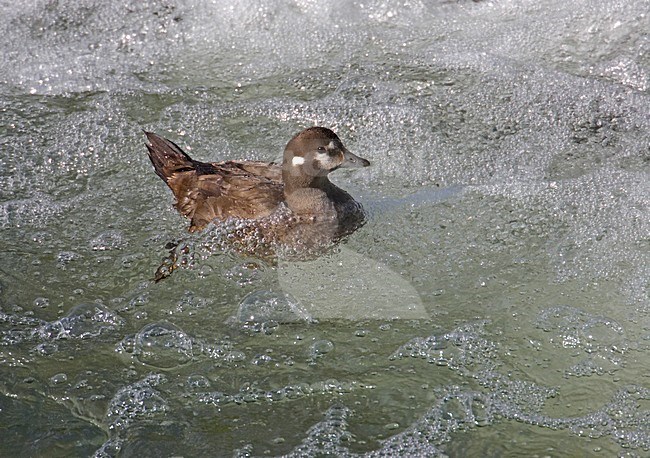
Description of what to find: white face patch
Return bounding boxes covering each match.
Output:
[292,156,305,166]
[315,151,340,170]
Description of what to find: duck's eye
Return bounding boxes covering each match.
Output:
[317,146,326,152]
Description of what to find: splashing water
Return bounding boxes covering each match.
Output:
[1,0,649,456]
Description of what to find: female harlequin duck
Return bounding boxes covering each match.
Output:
[144,127,370,264]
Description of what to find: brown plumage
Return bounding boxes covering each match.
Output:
[144,127,370,259]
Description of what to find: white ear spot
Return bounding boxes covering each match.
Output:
[292,156,305,166]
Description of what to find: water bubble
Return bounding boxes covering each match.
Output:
[440,397,469,423]
[536,305,628,363]
[33,342,58,355]
[281,404,353,456]
[134,321,194,369]
[310,339,334,357]
[186,374,211,391]
[115,335,135,355]
[236,290,312,324]
[198,264,213,278]
[30,231,52,244]
[129,293,149,308]
[224,350,246,363]
[49,373,68,385]
[90,230,127,251]
[106,374,168,431]
[251,354,273,365]
[56,251,81,269]
[176,290,212,312]
[39,303,124,340]
[225,262,264,286]
[470,397,491,427]
[120,252,145,269]
[33,297,50,308]
[94,438,123,457]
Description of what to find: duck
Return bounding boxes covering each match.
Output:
[144,127,370,261]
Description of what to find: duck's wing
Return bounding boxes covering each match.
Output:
[183,161,283,231]
[145,132,283,231]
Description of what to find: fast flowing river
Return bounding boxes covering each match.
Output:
[1,1,649,456]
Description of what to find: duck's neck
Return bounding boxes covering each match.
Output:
[282,170,330,194]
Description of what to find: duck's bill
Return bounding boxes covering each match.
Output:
[339,149,370,168]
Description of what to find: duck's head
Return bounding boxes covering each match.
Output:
[282,127,370,187]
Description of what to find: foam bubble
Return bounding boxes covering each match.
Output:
[536,305,628,358]
[38,303,124,340]
[235,290,312,325]
[105,374,168,431]
[133,321,195,369]
[90,230,128,251]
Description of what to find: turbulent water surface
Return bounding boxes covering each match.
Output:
[1,0,649,456]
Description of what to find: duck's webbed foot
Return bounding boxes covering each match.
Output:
[154,240,180,282]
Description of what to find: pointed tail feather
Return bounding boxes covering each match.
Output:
[144,132,195,183]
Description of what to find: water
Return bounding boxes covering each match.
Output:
[1,0,649,456]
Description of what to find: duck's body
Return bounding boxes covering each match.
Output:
[144,127,369,258]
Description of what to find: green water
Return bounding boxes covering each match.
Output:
[1,0,649,456]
